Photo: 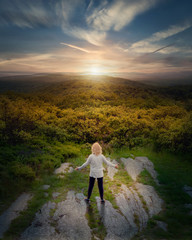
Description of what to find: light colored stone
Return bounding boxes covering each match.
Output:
[114,183,163,237]
[155,220,168,231]
[115,193,138,237]
[120,157,143,181]
[20,201,57,240]
[20,191,92,240]
[0,193,33,239]
[93,235,101,240]
[135,157,158,184]
[68,166,74,173]
[42,185,50,190]
[120,157,159,184]
[52,192,60,199]
[54,162,70,175]
[58,175,65,178]
[135,183,163,217]
[107,159,118,180]
[96,197,132,240]
[53,191,92,240]
[116,184,148,231]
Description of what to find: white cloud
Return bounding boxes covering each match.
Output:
[56,0,160,46]
[149,23,192,42]
[55,0,106,46]
[66,28,106,46]
[60,42,90,53]
[130,22,192,53]
[86,0,159,31]
[0,0,161,46]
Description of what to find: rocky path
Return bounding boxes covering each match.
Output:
[0,193,33,239]
[0,157,164,240]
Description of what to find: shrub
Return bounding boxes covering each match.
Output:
[10,162,36,180]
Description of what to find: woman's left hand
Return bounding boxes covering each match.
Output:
[115,164,119,169]
[75,167,79,170]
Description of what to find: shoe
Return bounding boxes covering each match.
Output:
[101,199,105,204]
[85,198,90,203]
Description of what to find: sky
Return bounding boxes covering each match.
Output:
[0,0,192,80]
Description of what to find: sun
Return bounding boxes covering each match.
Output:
[89,66,105,75]
[82,65,111,76]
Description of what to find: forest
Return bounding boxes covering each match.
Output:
[0,74,192,201]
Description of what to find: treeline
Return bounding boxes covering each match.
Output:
[0,76,192,152]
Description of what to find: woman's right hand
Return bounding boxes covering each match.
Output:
[75,167,79,171]
[115,164,119,169]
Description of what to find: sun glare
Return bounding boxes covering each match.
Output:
[89,66,104,75]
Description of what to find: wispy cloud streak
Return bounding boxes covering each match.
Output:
[60,42,90,53]
[149,43,175,54]
[0,0,55,28]
[131,22,192,51]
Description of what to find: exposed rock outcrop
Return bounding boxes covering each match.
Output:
[20,191,92,240]
[20,201,57,240]
[0,193,33,239]
[120,156,159,184]
[135,183,163,217]
[96,197,132,240]
[116,184,148,231]
[53,191,92,240]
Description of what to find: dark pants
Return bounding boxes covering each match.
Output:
[88,176,103,200]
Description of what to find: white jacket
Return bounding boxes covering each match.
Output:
[78,153,116,178]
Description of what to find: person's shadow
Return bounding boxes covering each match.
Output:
[86,204,95,223]
[86,200,105,227]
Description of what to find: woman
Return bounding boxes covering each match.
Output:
[75,142,118,203]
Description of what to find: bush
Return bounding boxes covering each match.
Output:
[10,162,36,180]
[41,160,55,173]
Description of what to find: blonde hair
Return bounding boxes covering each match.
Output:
[91,142,102,156]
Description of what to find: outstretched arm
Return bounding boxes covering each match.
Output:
[75,156,91,170]
[102,155,118,168]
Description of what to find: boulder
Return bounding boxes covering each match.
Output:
[54,162,70,175]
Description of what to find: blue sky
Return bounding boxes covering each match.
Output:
[0,0,192,79]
